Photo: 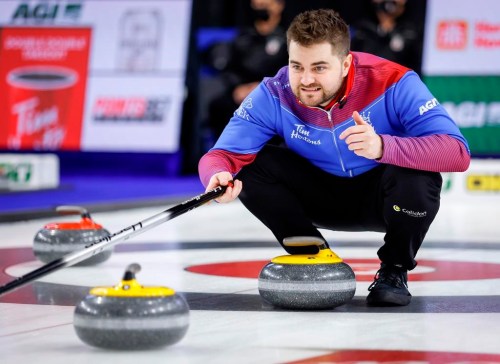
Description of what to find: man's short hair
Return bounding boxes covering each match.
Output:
[286,9,350,57]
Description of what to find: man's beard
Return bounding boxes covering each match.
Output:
[294,85,338,107]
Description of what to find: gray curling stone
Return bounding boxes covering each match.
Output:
[33,206,112,266]
[74,263,190,350]
[258,236,356,310]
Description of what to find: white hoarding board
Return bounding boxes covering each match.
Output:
[423,0,500,75]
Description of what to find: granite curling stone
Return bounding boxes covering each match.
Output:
[73,263,190,350]
[33,206,112,266]
[258,236,356,309]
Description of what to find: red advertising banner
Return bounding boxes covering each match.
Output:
[0,27,91,150]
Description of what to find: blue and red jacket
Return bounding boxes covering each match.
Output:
[199,52,470,187]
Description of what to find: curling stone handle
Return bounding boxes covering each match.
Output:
[123,263,142,280]
[56,206,91,219]
[283,236,328,250]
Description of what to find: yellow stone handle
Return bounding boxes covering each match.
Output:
[89,263,176,297]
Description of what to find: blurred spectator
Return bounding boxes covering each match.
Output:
[350,0,423,74]
[203,0,288,140]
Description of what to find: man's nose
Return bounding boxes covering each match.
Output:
[301,70,315,85]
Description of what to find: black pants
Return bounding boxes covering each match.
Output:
[236,145,442,270]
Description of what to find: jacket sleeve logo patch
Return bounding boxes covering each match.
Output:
[235,98,253,120]
[419,98,439,115]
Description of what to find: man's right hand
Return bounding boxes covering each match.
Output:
[206,172,242,203]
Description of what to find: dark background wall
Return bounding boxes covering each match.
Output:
[192,0,426,29]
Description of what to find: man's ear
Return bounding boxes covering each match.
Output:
[342,53,352,77]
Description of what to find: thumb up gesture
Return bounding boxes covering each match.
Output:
[339,111,383,160]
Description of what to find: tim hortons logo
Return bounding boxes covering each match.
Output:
[12,96,58,136]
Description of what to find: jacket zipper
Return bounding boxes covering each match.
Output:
[321,107,351,176]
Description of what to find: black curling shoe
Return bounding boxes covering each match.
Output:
[366,263,412,306]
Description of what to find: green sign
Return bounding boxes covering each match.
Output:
[0,163,32,183]
[424,76,500,155]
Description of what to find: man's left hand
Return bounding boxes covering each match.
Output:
[339,111,383,160]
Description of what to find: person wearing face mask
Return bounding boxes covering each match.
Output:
[204,0,288,140]
[198,9,470,307]
[351,0,423,75]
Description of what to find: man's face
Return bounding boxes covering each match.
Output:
[288,41,351,108]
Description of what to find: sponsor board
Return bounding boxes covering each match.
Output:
[423,0,500,75]
[0,153,59,190]
[466,174,500,192]
[0,26,91,150]
[81,76,183,152]
[7,2,83,24]
[424,75,500,155]
[0,0,192,152]
[92,97,170,122]
[423,1,500,156]
[441,159,500,199]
